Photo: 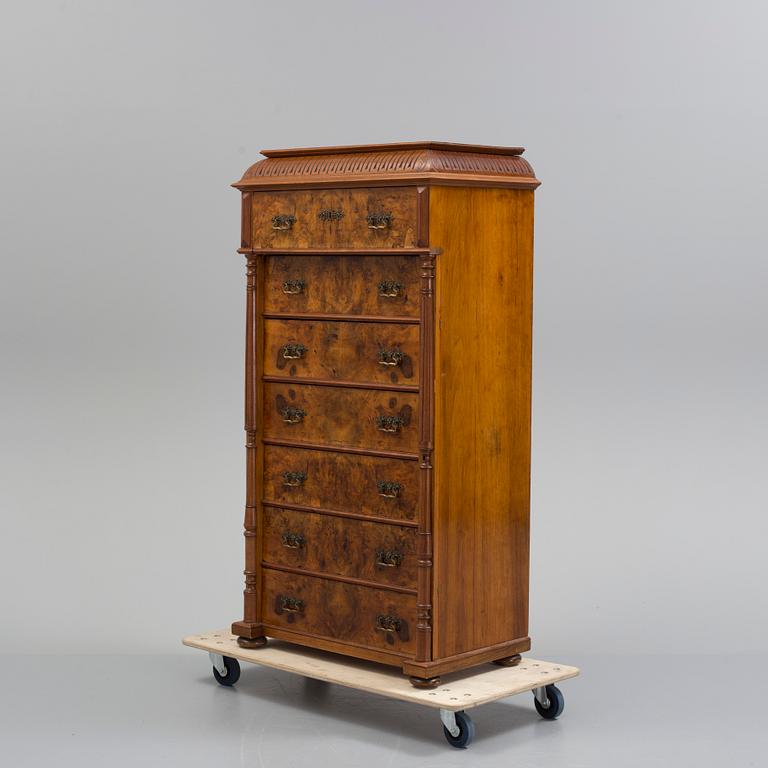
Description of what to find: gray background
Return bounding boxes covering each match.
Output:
[1,1,767,764]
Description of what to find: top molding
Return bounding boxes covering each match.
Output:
[234,141,539,191]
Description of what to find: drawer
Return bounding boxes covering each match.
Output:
[262,569,417,656]
[264,254,420,318]
[264,319,419,387]
[263,445,418,523]
[263,383,419,454]
[263,507,417,589]
[251,187,418,249]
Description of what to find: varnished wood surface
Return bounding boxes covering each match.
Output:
[263,382,420,454]
[430,186,534,659]
[263,318,419,387]
[251,188,418,249]
[264,254,421,318]
[261,569,417,657]
[260,141,526,157]
[262,506,417,589]
[263,444,419,523]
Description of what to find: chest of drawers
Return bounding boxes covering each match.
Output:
[230,142,539,687]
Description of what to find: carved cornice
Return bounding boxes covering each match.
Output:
[234,142,538,191]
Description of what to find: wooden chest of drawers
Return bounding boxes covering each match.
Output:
[230,142,539,687]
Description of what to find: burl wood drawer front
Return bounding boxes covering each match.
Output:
[264,319,419,387]
[264,254,420,318]
[262,569,417,656]
[263,383,419,454]
[252,188,418,249]
[263,507,417,589]
[263,445,418,523]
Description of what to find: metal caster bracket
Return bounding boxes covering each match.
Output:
[533,686,550,708]
[209,651,228,677]
[439,708,460,738]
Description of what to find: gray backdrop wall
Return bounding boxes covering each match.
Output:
[1,0,766,656]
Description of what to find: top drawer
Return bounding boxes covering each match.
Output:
[250,187,419,249]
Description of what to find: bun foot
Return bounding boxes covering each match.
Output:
[237,635,267,649]
[409,675,441,689]
[492,654,522,667]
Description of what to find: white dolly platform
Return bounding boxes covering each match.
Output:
[183,630,579,748]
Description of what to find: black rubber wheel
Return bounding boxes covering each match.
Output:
[442,710,475,748]
[534,685,564,719]
[212,656,241,686]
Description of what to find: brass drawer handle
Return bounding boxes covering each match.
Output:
[375,614,402,633]
[271,214,296,231]
[366,211,392,229]
[282,279,305,295]
[280,406,306,424]
[376,414,404,433]
[377,480,401,498]
[282,343,307,360]
[318,209,344,221]
[278,595,304,613]
[378,280,402,298]
[281,532,305,549]
[378,347,403,367]
[282,470,307,487]
[375,549,403,568]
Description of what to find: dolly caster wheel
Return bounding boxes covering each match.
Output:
[492,654,522,667]
[211,655,240,686]
[237,635,267,649]
[409,675,441,689]
[533,684,565,719]
[440,710,475,748]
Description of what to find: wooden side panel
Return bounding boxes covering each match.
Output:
[263,319,419,387]
[430,187,534,659]
[263,383,419,454]
[263,445,419,523]
[262,507,417,589]
[264,254,420,318]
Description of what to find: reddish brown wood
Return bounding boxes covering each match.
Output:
[261,568,418,658]
[264,254,421,318]
[262,506,417,589]
[263,318,420,388]
[250,188,418,249]
[262,383,420,454]
[263,444,420,523]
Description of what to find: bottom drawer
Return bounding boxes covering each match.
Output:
[262,569,417,657]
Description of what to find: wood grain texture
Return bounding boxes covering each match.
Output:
[234,143,539,191]
[264,254,420,317]
[251,188,418,248]
[263,445,419,523]
[261,569,417,657]
[430,186,534,659]
[263,318,419,387]
[263,382,420,454]
[262,507,417,589]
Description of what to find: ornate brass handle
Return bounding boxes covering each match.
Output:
[280,406,306,424]
[376,414,404,433]
[375,614,402,633]
[281,532,305,549]
[282,470,307,487]
[378,347,403,367]
[282,279,305,295]
[376,480,401,498]
[366,212,393,229]
[375,549,403,568]
[318,209,344,221]
[282,343,307,360]
[271,214,296,230]
[378,280,402,298]
[278,595,304,613]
